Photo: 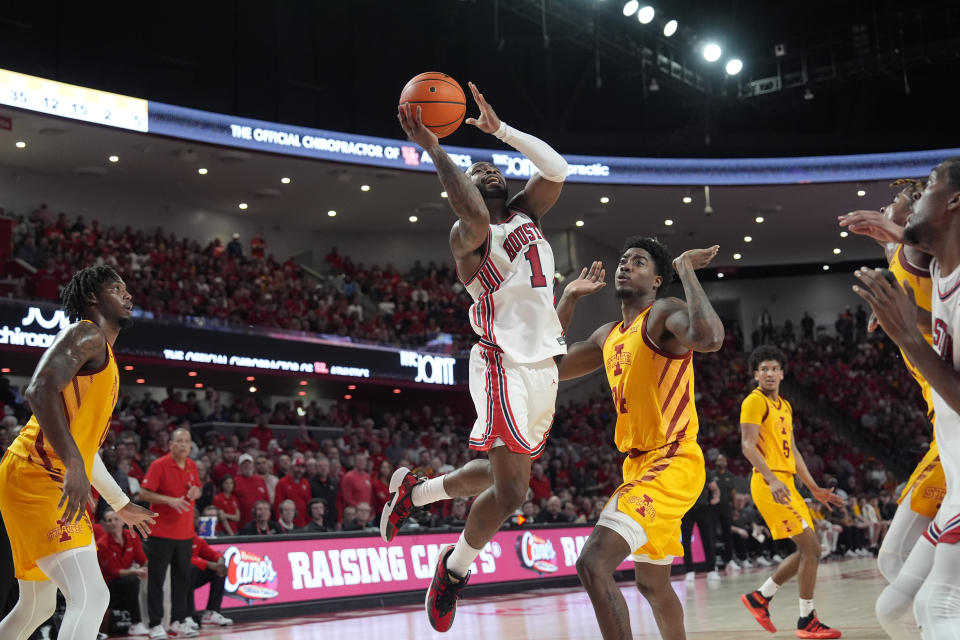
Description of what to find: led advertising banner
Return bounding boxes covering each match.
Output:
[195,526,705,610]
[0,300,468,386]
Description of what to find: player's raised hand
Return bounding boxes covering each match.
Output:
[673,245,719,271]
[117,502,158,539]
[464,82,502,135]
[838,210,905,244]
[59,462,91,524]
[853,267,920,345]
[810,486,844,510]
[563,261,606,299]
[398,104,438,149]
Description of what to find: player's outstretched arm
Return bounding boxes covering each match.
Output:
[555,261,606,332]
[465,82,568,220]
[855,267,960,415]
[397,104,489,258]
[24,321,107,523]
[556,322,615,381]
[658,246,724,354]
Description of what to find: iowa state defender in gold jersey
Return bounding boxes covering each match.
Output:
[555,236,723,640]
[0,266,155,640]
[739,346,844,639]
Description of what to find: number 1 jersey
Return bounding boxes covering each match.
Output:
[460,209,566,364]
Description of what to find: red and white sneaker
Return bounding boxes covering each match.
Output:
[425,545,470,632]
[796,611,841,638]
[380,467,423,542]
[741,590,777,633]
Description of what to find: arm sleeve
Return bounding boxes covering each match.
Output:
[493,122,568,182]
[739,393,767,426]
[92,453,131,511]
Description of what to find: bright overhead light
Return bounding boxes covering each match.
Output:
[194,383,203,389]
[15,141,26,149]
[440,191,448,198]
[238,203,248,210]
[622,1,639,17]
[833,248,841,254]
[663,19,678,37]
[360,184,370,192]
[733,253,742,260]
[717,272,725,279]
[327,210,337,217]
[725,59,743,75]
[198,168,208,175]
[249,386,257,393]
[298,391,306,396]
[600,196,610,204]
[857,189,866,197]
[187,371,197,377]
[682,195,693,204]
[409,215,418,222]
[703,44,722,63]
[637,5,655,24]
[823,265,830,271]
[393,388,402,394]
[246,376,255,381]
[344,394,353,400]
[108,155,119,163]
[755,216,764,223]
[664,219,674,226]
[575,220,585,227]
[348,384,357,390]
[840,231,849,238]
[299,380,308,386]
[136,378,145,384]
[744,235,752,242]
[281,177,291,184]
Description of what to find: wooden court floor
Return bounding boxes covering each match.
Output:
[169,557,895,639]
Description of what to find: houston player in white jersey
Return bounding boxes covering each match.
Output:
[854,158,960,638]
[381,82,603,632]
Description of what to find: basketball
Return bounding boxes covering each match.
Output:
[399,72,466,138]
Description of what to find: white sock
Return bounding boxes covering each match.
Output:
[799,598,815,617]
[412,476,450,507]
[759,577,780,598]
[445,533,482,579]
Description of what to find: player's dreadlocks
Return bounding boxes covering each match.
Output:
[889,177,925,193]
[620,236,674,295]
[61,266,122,322]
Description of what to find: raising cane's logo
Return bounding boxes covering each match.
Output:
[516,531,559,574]
[223,546,279,600]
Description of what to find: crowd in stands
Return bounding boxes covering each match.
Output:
[4,207,478,352]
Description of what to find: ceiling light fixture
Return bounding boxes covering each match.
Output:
[198,168,208,175]
[360,184,370,192]
[823,265,830,271]
[327,210,337,217]
[281,177,291,184]
[637,5,655,24]
[622,1,639,17]
[840,231,849,238]
[575,220,585,227]
[409,215,418,222]
[682,195,693,204]
[15,141,26,149]
[856,189,866,197]
[440,191,448,198]
[703,44,722,63]
[833,248,841,254]
[238,203,248,210]
[744,236,753,242]
[725,59,743,75]
[733,253,742,260]
[755,216,764,223]
[600,196,610,204]
[664,219,674,226]
[663,19,678,37]
[108,155,119,163]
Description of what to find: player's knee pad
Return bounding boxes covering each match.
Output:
[877,548,906,583]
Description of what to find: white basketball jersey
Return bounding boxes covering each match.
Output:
[460,209,567,364]
[930,258,960,510]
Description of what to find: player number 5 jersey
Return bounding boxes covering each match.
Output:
[740,388,796,475]
[460,209,566,364]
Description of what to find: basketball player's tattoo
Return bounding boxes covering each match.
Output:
[424,144,488,224]
[669,260,724,351]
[604,588,630,640]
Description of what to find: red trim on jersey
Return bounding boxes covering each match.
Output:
[897,245,930,277]
[458,228,493,285]
[664,390,691,442]
[72,377,82,407]
[77,339,112,376]
[641,310,691,359]
[660,356,691,414]
[620,304,652,334]
[496,352,532,449]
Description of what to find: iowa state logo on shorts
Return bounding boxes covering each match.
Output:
[223,546,279,601]
[515,531,559,574]
[47,517,87,543]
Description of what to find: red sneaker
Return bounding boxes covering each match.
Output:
[425,545,470,632]
[741,591,777,633]
[796,612,841,638]
[380,467,422,542]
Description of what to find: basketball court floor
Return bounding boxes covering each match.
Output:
[181,556,892,639]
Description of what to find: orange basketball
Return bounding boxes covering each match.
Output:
[399,72,466,138]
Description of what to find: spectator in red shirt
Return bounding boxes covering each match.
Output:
[139,428,201,635]
[371,459,393,515]
[97,509,150,636]
[233,454,269,527]
[188,531,232,626]
[274,459,311,527]
[248,415,274,452]
[212,445,239,484]
[212,475,240,535]
[145,429,170,458]
[529,462,552,506]
[292,420,320,454]
[340,452,373,508]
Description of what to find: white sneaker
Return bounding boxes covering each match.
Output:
[98,633,109,640]
[772,554,784,563]
[845,549,858,558]
[741,558,755,569]
[128,622,151,636]
[168,621,198,638]
[182,617,199,631]
[727,559,741,571]
[202,611,234,626]
[706,570,721,583]
[148,626,168,640]
[685,571,696,582]
[755,556,772,567]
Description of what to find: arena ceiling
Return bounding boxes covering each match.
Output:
[0,106,907,270]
